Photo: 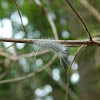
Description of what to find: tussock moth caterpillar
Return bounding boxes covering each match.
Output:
[33,39,68,68]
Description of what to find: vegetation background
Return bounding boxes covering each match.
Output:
[0,0,100,100]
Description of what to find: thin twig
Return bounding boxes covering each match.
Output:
[15,49,50,60]
[80,0,100,22]
[12,44,17,56]
[46,68,78,100]
[0,51,15,61]
[65,0,92,41]
[0,70,10,80]
[0,62,14,80]
[0,38,100,46]
[34,0,59,40]
[0,60,14,80]
[65,45,87,100]
[92,32,100,37]
[0,49,50,61]
[13,0,28,38]
[0,43,15,51]
[47,14,59,39]
[0,55,57,84]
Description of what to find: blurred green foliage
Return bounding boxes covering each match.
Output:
[0,0,100,100]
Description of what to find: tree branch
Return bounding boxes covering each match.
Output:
[15,49,50,60]
[0,43,15,51]
[13,0,28,38]
[0,55,57,84]
[45,68,79,100]
[34,0,59,40]
[65,0,92,41]
[0,38,100,46]
[65,45,87,100]
[0,50,50,61]
[80,0,100,22]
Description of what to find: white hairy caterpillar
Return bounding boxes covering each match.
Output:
[33,39,68,68]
